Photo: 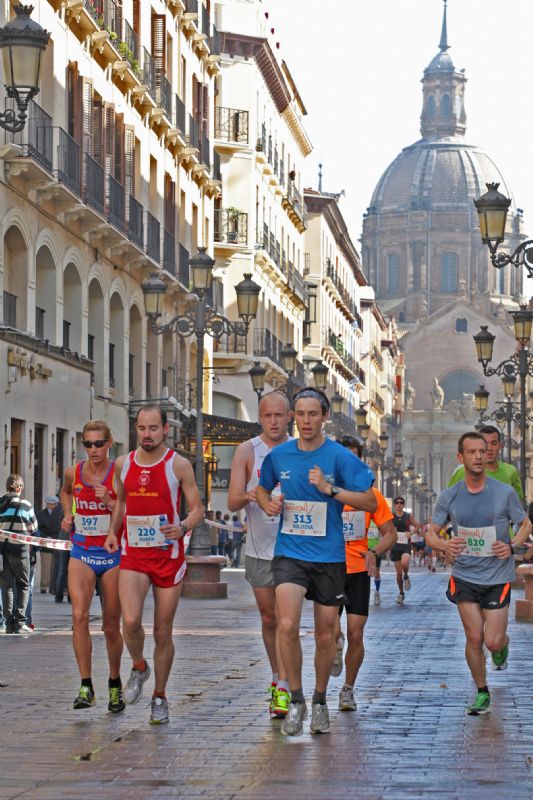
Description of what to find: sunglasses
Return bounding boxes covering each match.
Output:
[395,501,405,505]
[82,439,108,449]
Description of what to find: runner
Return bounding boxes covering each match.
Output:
[227,390,292,718]
[391,497,421,604]
[426,431,531,716]
[256,388,376,736]
[331,436,397,712]
[60,420,124,712]
[448,424,524,500]
[104,405,203,725]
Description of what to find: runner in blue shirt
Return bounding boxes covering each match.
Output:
[427,431,531,717]
[256,387,376,736]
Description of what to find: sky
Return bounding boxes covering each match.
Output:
[264,0,533,255]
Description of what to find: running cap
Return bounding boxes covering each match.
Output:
[291,388,330,413]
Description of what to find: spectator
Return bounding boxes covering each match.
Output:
[223,513,233,564]
[231,515,245,568]
[0,474,38,634]
[36,495,63,594]
[206,510,218,556]
[216,511,226,556]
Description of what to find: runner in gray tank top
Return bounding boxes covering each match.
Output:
[228,390,292,718]
[427,431,531,717]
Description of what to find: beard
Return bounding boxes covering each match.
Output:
[140,439,157,452]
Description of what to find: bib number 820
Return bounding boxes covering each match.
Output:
[467,537,485,547]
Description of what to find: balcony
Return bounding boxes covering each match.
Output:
[324,259,358,321]
[213,331,248,356]
[214,209,248,247]
[174,95,186,137]
[372,346,384,371]
[256,123,267,159]
[108,174,125,233]
[84,154,104,215]
[178,244,190,289]
[287,262,306,305]
[142,48,157,103]
[128,196,144,249]
[156,75,172,121]
[3,99,53,185]
[253,329,284,369]
[215,107,249,145]
[283,182,306,232]
[146,212,160,263]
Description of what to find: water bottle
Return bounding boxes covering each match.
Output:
[159,514,173,548]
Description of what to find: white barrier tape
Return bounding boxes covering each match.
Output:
[0,529,72,550]
[205,519,245,532]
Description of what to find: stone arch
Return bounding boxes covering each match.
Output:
[3,224,29,330]
[63,261,83,354]
[35,243,58,343]
[439,368,479,405]
[110,290,126,401]
[128,303,143,400]
[88,277,105,395]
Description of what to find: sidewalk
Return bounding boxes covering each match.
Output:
[1,566,533,799]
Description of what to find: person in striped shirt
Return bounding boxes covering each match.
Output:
[0,474,38,634]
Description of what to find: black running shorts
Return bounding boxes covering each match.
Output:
[446,576,511,609]
[271,556,346,606]
[391,544,411,562]
[344,571,371,617]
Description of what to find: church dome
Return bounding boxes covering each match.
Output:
[368,138,513,215]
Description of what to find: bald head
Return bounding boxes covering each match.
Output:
[258,391,291,443]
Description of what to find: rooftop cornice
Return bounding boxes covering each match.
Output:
[304,192,367,285]
[221,31,291,114]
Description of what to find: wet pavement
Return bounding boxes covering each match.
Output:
[1,565,533,799]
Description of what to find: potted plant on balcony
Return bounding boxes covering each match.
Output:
[226,207,242,243]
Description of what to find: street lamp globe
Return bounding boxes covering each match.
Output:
[355,406,367,427]
[235,273,261,324]
[189,247,215,295]
[473,325,495,365]
[311,360,328,390]
[501,373,516,399]
[280,343,298,376]
[0,5,50,133]
[141,272,167,318]
[249,361,266,397]
[511,305,533,346]
[378,431,389,452]
[473,182,511,247]
[358,423,370,441]
[474,384,490,413]
[331,392,343,415]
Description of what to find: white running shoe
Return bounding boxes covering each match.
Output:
[338,686,357,711]
[330,633,345,677]
[396,592,405,604]
[124,663,151,705]
[149,696,169,725]
[281,702,308,736]
[374,591,381,606]
[403,575,411,591]
[310,702,330,734]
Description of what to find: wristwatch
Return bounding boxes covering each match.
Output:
[509,543,515,555]
[369,548,378,556]
[329,485,341,497]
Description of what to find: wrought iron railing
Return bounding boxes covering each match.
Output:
[108,174,125,231]
[178,243,189,288]
[157,75,172,118]
[163,230,176,275]
[214,209,248,245]
[213,150,221,181]
[128,195,144,249]
[201,3,209,35]
[215,107,249,143]
[142,47,156,100]
[210,25,220,54]
[84,154,104,215]
[174,94,186,135]
[146,212,160,263]
[103,0,121,39]
[188,114,199,149]
[4,99,53,172]
[253,329,283,368]
[200,133,210,170]
[56,128,80,196]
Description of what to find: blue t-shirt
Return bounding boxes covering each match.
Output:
[259,438,374,563]
[432,477,526,585]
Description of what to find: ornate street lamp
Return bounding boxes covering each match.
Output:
[355,406,367,427]
[142,256,261,552]
[511,305,533,347]
[0,5,50,133]
[378,431,389,452]
[474,182,533,276]
[358,423,370,441]
[474,384,489,414]
[331,392,343,416]
[280,343,298,376]
[473,325,495,367]
[501,374,516,399]
[311,360,328,390]
[249,361,266,402]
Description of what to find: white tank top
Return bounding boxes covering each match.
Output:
[245,435,289,561]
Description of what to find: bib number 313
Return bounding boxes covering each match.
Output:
[281,501,327,537]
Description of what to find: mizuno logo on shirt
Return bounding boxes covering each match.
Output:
[280,471,290,479]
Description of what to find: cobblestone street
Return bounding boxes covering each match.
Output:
[1,567,533,800]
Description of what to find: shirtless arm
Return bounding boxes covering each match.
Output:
[227,441,254,511]
[59,465,76,534]
[103,456,127,553]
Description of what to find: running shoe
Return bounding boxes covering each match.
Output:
[466,690,491,716]
[73,685,95,709]
[403,575,411,591]
[396,592,405,604]
[338,686,357,711]
[310,702,331,734]
[124,662,151,705]
[374,591,381,606]
[267,682,277,702]
[491,644,509,671]
[149,696,169,725]
[108,685,125,714]
[330,633,345,677]
[270,688,290,718]
[281,702,308,736]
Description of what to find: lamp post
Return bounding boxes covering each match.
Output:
[0,5,50,133]
[310,360,328,391]
[474,182,533,276]
[249,361,266,404]
[473,307,533,496]
[142,248,260,523]
[474,382,525,463]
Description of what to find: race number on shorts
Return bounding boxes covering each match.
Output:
[343,510,366,541]
[281,500,327,536]
[74,513,110,537]
[127,515,168,547]
[457,525,497,557]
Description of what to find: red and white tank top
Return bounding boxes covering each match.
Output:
[72,460,116,549]
[120,448,182,559]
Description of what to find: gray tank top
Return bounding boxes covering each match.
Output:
[245,435,288,561]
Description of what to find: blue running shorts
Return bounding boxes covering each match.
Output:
[70,543,120,576]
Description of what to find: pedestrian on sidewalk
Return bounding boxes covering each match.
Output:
[36,496,62,594]
[426,431,531,716]
[256,387,376,736]
[231,516,245,567]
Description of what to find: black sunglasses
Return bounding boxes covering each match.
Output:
[395,500,405,505]
[82,439,108,449]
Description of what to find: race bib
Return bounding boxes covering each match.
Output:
[343,510,366,541]
[458,525,497,557]
[397,531,409,544]
[127,515,168,548]
[74,513,110,537]
[281,500,327,537]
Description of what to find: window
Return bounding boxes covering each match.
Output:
[387,254,400,294]
[441,93,451,117]
[109,343,115,388]
[427,94,436,118]
[63,320,71,350]
[3,291,16,327]
[441,252,457,293]
[455,317,468,333]
[35,307,45,339]
[88,334,95,361]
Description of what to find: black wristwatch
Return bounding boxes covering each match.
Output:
[329,485,341,497]
[509,543,515,555]
[369,548,378,556]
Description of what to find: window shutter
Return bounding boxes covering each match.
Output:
[201,83,209,137]
[66,61,81,142]
[151,14,166,89]
[124,125,135,226]
[132,0,140,36]
[115,113,125,184]
[104,103,116,176]
[164,175,175,235]
[116,0,123,36]
[81,78,94,155]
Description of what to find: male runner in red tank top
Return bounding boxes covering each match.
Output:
[104,404,203,725]
[60,420,124,713]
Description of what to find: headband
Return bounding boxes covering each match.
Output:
[292,389,329,412]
